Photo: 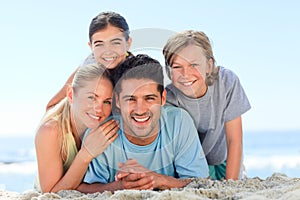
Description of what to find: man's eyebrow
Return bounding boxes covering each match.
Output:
[145,94,158,98]
[122,95,135,100]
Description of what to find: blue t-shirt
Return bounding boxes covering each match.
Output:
[84,106,209,184]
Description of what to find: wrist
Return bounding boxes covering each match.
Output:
[78,146,94,163]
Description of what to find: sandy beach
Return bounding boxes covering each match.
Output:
[1,173,300,200]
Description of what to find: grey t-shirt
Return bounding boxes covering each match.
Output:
[166,66,251,165]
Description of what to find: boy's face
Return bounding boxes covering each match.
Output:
[170,44,212,98]
[89,25,132,70]
[116,78,166,145]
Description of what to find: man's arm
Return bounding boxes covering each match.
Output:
[115,159,192,190]
[77,173,154,193]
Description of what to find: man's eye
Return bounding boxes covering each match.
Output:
[125,97,135,102]
[191,63,199,67]
[146,97,155,101]
[94,43,104,47]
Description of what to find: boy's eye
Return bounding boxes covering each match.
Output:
[171,65,181,69]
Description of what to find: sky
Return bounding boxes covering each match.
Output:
[0,0,299,137]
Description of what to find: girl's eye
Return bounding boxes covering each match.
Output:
[104,100,112,105]
[112,41,121,45]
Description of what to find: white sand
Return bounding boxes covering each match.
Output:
[1,173,300,200]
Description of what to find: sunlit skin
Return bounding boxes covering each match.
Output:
[170,44,213,98]
[116,79,166,146]
[68,77,114,135]
[36,76,119,193]
[88,24,132,69]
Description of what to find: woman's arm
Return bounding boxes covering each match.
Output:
[35,120,94,193]
[225,116,243,180]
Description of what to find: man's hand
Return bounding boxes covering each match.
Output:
[115,159,154,190]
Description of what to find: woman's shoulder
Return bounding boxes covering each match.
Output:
[35,119,60,142]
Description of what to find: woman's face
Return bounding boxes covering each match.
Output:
[71,77,113,130]
[170,44,211,98]
[89,25,131,69]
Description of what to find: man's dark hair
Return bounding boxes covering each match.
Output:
[112,54,164,96]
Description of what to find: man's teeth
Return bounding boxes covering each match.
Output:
[133,116,150,122]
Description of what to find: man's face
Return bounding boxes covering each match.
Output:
[116,78,166,145]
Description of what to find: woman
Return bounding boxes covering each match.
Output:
[163,30,251,180]
[46,11,133,110]
[35,64,119,193]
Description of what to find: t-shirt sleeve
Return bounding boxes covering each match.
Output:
[174,109,209,178]
[223,69,251,122]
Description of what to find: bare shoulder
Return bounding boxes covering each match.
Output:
[35,120,60,145]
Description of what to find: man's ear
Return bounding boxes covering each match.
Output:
[66,86,73,103]
[115,92,120,108]
[161,89,167,106]
[88,41,92,51]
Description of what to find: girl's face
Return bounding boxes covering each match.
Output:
[89,25,132,69]
[70,77,113,131]
[170,44,212,98]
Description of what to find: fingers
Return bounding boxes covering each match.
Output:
[121,173,154,190]
[98,119,119,134]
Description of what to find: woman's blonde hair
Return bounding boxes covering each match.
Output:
[163,30,219,85]
[39,63,111,162]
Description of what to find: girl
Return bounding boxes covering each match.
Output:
[35,64,119,192]
[46,11,133,110]
[163,30,251,180]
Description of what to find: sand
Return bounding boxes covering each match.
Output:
[1,173,300,200]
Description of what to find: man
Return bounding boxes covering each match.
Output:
[78,54,208,193]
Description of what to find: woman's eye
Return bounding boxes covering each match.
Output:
[88,96,95,101]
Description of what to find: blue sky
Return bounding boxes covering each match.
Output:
[0,0,299,136]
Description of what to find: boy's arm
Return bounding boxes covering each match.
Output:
[46,68,78,110]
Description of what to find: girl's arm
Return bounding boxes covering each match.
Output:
[225,116,243,180]
[46,68,78,110]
